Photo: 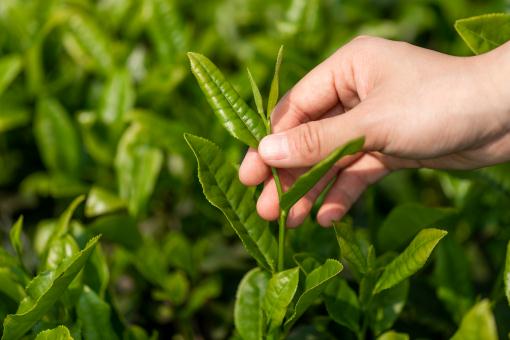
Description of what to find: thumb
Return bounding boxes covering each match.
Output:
[258,108,376,168]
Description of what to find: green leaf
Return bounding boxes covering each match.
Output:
[267,45,283,119]
[163,233,195,279]
[234,268,270,340]
[35,325,73,340]
[77,286,119,340]
[280,137,364,212]
[187,52,266,148]
[20,172,88,198]
[293,253,321,275]
[185,134,277,271]
[65,9,115,73]
[505,241,510,307]
[34,98,81,175]
[263,267,300,331]
[115,124,163,217]
[0,106,31,133]
[0,54,22,96]
[9,216,23,260]
[455,13,510,54]
[377,331,410,340]
[52,195,86,242]
[434,236,473,322]
[324,278,360,333]
[0,267,26,302]
[285,259,343,329]
[333,220,369,276]
[42,234,80,272]
[154,271,189,305]
[182,277,221,318]
[83,245,109,299]
[147,0,188,63]
[85,186,126,218]
[2,236,100,340]
[369,280,409,335]
[374,228,447,294]
[98,69,134,133]
[451,300,498,340]
[377,203,453,251]
[246,68,265,123]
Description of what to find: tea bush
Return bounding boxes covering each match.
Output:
[0,0,510,339]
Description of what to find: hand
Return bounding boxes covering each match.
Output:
[238,36,510,227]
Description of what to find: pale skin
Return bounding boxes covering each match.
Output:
[238,36,510,227]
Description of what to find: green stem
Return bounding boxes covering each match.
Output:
[271,167,286,272]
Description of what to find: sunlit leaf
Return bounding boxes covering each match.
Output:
[267,45,283,119]
[455,13,510,54]
[187,52,266,148]
[377,330,410,340]
[9,216,23,261]
[0,54,22,96]
[451,300,498,340]
[374,229,447,294]
[85,186,126,218]
[34,325,73,340]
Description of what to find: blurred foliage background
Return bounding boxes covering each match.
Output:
[1,0,510,339]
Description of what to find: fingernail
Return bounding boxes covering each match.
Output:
[259,133,289,160]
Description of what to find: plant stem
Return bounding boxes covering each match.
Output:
[271,167,286,272]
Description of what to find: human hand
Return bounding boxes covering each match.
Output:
[239,36,510,227]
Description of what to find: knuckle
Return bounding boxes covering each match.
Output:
[290,122,323,162]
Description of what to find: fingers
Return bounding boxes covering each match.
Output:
[259,102,379,168]
[317,153,391,227]
[239,148,270,186]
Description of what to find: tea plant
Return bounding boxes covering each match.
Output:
[185,48,460,339]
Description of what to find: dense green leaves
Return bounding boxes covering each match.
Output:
[263,267,299,331]
[455,13,510,54]
[33,98,81,175]
[374,229,447,294]
[234,268,270,340]
[280,137,364,212]
[285,259,343,329]
[34,326,73,340]
[185,134,277,271]
[451,300,498,340]
[2,236,100,340]
[187,52,266,148]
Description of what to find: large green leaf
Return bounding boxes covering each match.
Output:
[434,236,473,322]
[77,286,119,340]
[263,267,300,331]
[33,98,81,175]
[279,137,364,212]
[455,13,510,54]
[333,221,369,276]
[115,124,163,217]
[324,278,360,333]
[234,268,270,340]
[285,259,343,330]
[2,236,100,340]
[451,300,498,340]
[505,241,510,307]
[34,325,73,340]
[0,54,22,96]
[377,203,453,251]
[374,228,447,294]
[185,134,277,271]
[369,280,409,335]
[187,52,266,148]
